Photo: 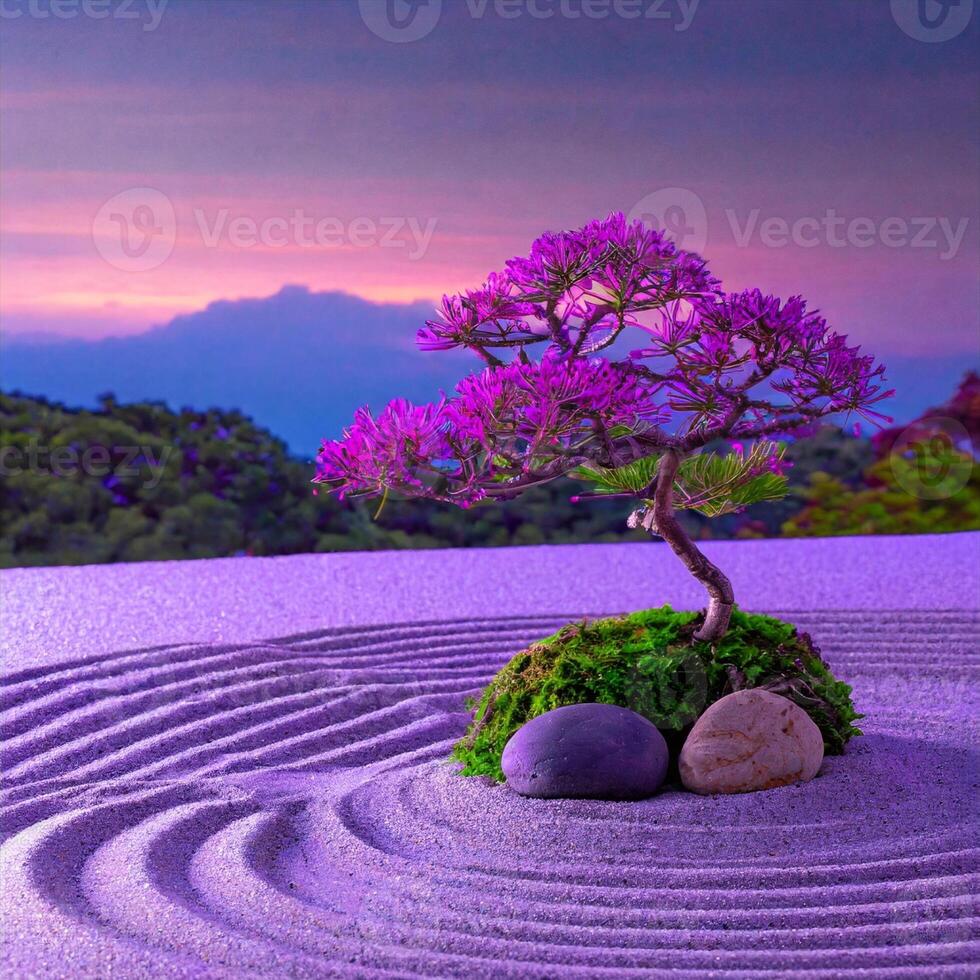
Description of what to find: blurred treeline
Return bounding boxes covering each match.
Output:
[1,373,976,568]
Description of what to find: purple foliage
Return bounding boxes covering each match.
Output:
[316,213,891,510]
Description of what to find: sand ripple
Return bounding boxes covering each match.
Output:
[2,611,978,977]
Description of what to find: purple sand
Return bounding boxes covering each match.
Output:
[1,534,979,977]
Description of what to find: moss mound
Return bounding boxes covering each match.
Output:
[453,606,861,781]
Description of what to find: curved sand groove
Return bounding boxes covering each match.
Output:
[2,611,978,978]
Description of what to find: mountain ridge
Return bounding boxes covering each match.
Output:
[1,285,972,452]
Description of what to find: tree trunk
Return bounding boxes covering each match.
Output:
[644,449,734,644]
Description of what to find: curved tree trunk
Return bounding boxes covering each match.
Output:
[645,449,734,644]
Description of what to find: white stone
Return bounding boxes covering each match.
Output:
[679,689,824,795]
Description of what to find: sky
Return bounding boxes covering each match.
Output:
[1,0,978,371]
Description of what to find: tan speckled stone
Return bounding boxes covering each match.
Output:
[680,689,824,795]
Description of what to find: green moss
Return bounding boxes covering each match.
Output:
[452,606,861,780]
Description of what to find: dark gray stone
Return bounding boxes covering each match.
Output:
[501,702,669,800]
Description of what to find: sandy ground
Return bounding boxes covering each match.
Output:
[1,534,978,977]
[3,533,978,668]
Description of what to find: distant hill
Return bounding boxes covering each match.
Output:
[0,287,466,456]
[0,285,973,453]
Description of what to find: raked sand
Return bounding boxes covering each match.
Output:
[1,534,978,977]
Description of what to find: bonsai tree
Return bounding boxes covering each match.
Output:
[315,213,892,643]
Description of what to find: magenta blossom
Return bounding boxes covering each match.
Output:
[417,213,718,363]
[316,353,665,504]
[449,354,666,446]
[316,398,454,500]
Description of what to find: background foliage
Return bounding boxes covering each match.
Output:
[1,373,976,568]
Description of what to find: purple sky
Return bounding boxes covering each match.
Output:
[1,0,978,369]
